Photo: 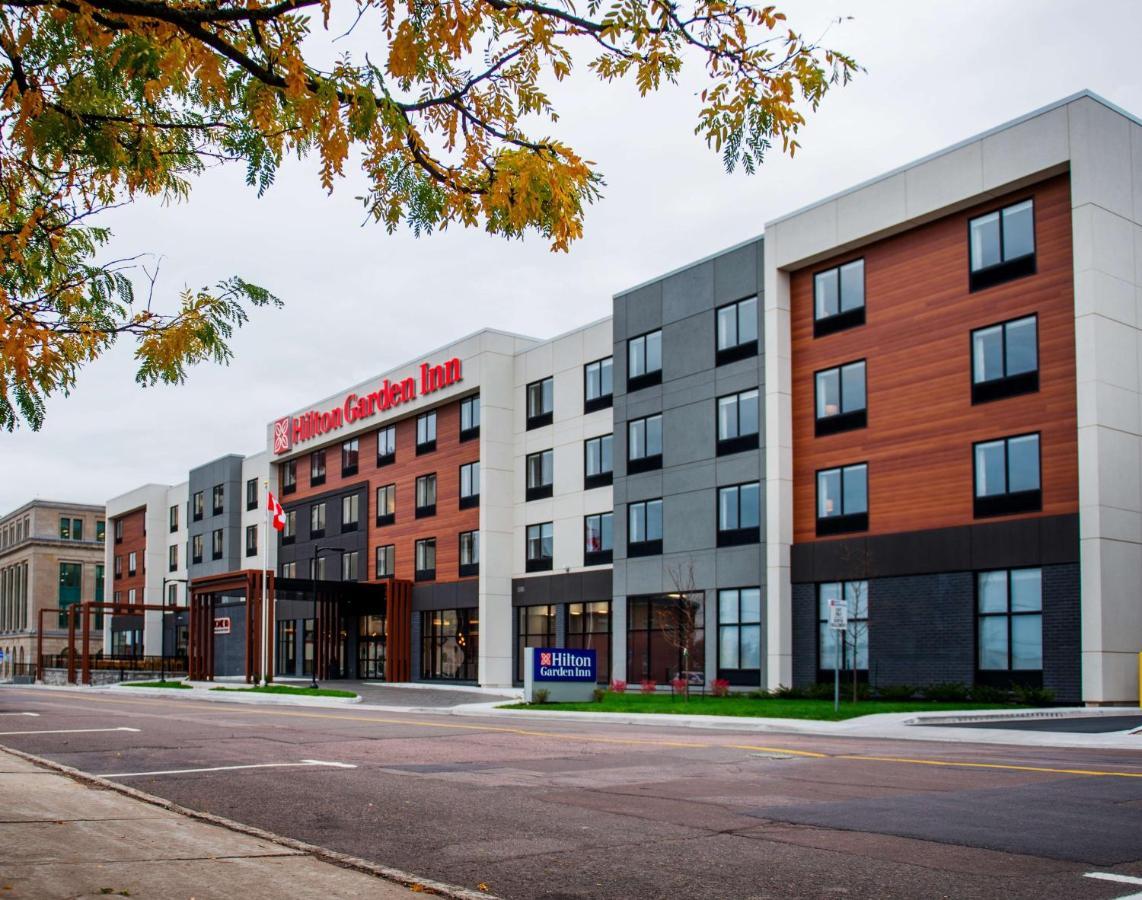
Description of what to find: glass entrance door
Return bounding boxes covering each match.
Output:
[357,614,386,680]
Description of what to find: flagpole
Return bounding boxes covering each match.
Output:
[262,478,269,686]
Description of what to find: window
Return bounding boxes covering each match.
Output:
[816,463,868,536]
[459,530,479,577]
[415,538,436,581]
[422,608,479,681]
[416,412,437,453]
[168,544,178,572]
[627,499,663,557]
[376,425,396,466]
[114,518,124,543]
[717,483,761,546]
[128,588,137,606]
[627,594,705,683]
[415,474,437,517]
[192,491,204,521]
[460,461,480,509]
[59,517,70,540]
[128,551,137,576]
[526,522,554,572]
[627,414,663,473]
[310,502,326,538]
[192,534,203,564]
[342,494,359,532]
[460,395,480,441]
[96,520,105,542]
[310,556,328,580]
[974,433,1041,517]
[815,360,867,436]
[585,434,614,489]
[212,484,224,515]
[340,438,359,476]
[977,568,1043,682]
[516,605,555,681]
[972,315,1038,403]
[526,449,553,501]
[302,619,315,676]
[717,389,760,455]
[814,258,865,336]
[283,509,296,544]
[375,544,395,578]
[277,621,297,677]
[211,529,223,560]
[169,505,179,533]
[567,601,611,684]
[584,512,613,566]
[94,564,104,626]
[718,588,761,682]
[114,555,123,578]
[282,459,297,494]
[818,581,869,675]
[376,484,396,526]
[584,357,614,412]
[281,560,297,579]
[167,582,178,606]
[627,329,662,390]
[310,450,326,486]
[341,550,359,582]
[246,477,258,511]
[526,377,554,429]
[72,518,83,540]
[969,199,1035,291]
[245,524,258,557]
[58,562,82,628]
[716,297,759,365]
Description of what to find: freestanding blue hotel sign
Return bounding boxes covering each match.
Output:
[524,647,597,702]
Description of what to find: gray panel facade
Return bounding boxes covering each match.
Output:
[612,238,766,687]
[187,455,245,580]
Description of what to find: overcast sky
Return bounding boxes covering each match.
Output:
[2,0,1140,514]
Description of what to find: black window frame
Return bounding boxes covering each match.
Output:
[459,461,480,509]
[310,502,326,539]
[282,509,296,545]
[814,359,868,436]
[627,329,663,392]
[414,537,436,582]
[341,438,360,476]
[525,521,554,572]
[584,356,614,413]
[459,395,481,442]
[375,483,396,527]
[310,450,326,487]
[127,550,137,576]
[282,459,297,495]
[246,477,258,511]
[416,411,437,454]
[716,482,761,547]
[715,296,759,366]
[114,518,124,543]
[458,529,479,577]
[716,586,763,685]
[525,449,554,501]
[415,473,437,518]
[627,498,663,557]
[192,492,204,522]
[211,528,223,561]
[716,388,760,456]
[245,523,258,557]
[971,314,1039,404]
[168,543,178,572]
[974,567,1044,688]
[816,580,870,681]
[813,258,866,337]
[516,604,556,682]
[341,549,360,582]
[191,534,203,564]
[526,377,554,429]
[584,511,613,566]
[169,505,179,533]
[627,413,663,474]
[584,433,614,489]
[341,493,360,533]
[973,432,1042,518]
[969,198,1037,292]
[212,484,224,516]
[375,544,395,579]
[376,425,397,467]
[815,462,869,536]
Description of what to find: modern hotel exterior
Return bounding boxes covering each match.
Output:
[97,91,1141,704]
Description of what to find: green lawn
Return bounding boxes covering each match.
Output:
[121,680,192,689]
[210,684,357,699]
[506,693,1019,721]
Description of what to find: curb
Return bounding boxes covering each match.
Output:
[0,743,496,900]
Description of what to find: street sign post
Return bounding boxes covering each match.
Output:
[828,598,848,712]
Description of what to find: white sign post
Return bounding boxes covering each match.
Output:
[828,598,848,712]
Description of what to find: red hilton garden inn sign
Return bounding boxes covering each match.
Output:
[273,358,462,455]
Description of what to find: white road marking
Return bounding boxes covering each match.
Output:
[100,759,357,778]
[1084,872,1142,899]
[0,726,139,736]
[0,712,39,717]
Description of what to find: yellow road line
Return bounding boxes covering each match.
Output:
[836,754,1142,779]
[728,744,830,758]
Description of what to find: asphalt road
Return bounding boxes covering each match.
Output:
[2,688,1142,900]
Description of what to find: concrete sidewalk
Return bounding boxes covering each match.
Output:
[0,747,487,900]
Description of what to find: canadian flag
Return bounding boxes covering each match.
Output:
[267,490,286,531]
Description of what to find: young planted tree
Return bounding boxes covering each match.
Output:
[0,0,858,430]
[657,560,704,698]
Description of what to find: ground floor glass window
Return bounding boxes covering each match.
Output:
[717,588,761,681]
[817,581,869,675]
[516,605,556,681]
[421,608,478,681]
[277,620,297,676]
[566,601,611,684]
[977,568,1042,679]
[627,595,705,684]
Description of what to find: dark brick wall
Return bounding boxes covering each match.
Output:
[791,563,1081,701]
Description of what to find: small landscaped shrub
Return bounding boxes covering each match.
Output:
[876,684,916,701]
[591,687,606,703]
[532,688,550,704]
[923,682,970,702]
[804,682,836,701]
[770,684,805,700]
[670,677,688,694]
[969,683,1011,703]
[610,679,628,693]
[711,678,731,697]
[640,679,657,694]
[1012,683,1055,707]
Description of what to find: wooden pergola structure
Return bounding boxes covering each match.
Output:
[43,601,182,685]
[188,569,271,683]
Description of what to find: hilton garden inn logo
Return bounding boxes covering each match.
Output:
[535,649,595,681]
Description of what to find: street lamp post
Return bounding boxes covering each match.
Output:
[161,576,188,684]
[310,545,346,689]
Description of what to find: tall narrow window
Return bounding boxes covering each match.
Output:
[567,601,611,684]
[818,581,869,676]
[282,459,297,494]
[96,520,105,542]
[211,528,223,560]
[716,389,760,455]
[246,477,258,511]
[516,605,556,681]
[376,425,397,466]
[584,434,614,489]
[627,329,663,390]
[416,412,437,453]
[716,297,759,365]
[974,433,1041,517]
[584,357,614,413]
[460,395,481,441]
[71,518,83,541]
[310,502,326,538]
[718,588,762,681]
[814,259,865,337]
[525,522,554,572]
[816,463,868,536]
[815,360,867,435]
[310,450,326,487]
[168,544,178,572]
[969,199,1035,291]
[57,562,82,628]
[212,484,224,515]
[376,484,396,526]
[627,499,663,557]
[460,461,480,509]
[459,530,479,577]
[192,534,203,564]
[192,492,204,521]
[128,551,137,576]
[283,509,296,544]
[341,550,359,581]
[972,315,1038,403]
[341,438,359,476]
[526,449,554,501]
[59,517,71,540]
[584,512,613,565]
[717,483,761,546]
[977,568,1042,682]
[415,474,437,517]
[415,538,436,581]
[526,377,554,429]
[341,494,359,532]
[627,414,663,473]
[376,544,395,578]
[245,524,258,557]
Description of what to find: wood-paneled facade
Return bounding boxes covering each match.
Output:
[110,506,147,608]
